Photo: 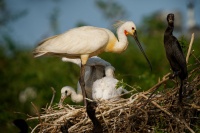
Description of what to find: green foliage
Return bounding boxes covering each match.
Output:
[116,79,126,89]
[178,35,188,53]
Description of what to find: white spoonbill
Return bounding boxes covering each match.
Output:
[59,65,127,105]
[62,56,112,99]
[33,21,152,106]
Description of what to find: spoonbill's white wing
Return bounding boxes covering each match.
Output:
[34,26,109,57]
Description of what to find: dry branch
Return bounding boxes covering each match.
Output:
[186,33,194,63]
[48,87,56,109]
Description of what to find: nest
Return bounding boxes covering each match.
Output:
[28,34,200,133]
[27,59,200,133]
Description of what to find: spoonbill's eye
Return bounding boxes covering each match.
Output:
[132,27,135,30]
[65,90,68,94]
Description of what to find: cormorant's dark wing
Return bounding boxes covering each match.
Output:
[172,37,188,79]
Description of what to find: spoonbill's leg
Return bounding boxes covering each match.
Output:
[79,64,87,106]
[79,54,90,106]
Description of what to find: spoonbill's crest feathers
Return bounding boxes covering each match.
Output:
[113,20,126,29]
[113,21,137,31]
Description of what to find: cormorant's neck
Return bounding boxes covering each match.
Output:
[165,23,174,36]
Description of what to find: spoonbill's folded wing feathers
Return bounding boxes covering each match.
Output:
[33,35,59,57]
[33,26,109,57]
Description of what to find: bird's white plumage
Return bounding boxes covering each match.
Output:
[59,57,127,104]
[92,65,127,101]
[59,77,126,104]
[34,21,139,107]
[60,86,83,103]
[62,56,112,99]
[92,77,126,100]
[34,21,137,59]
[35,26,110,56]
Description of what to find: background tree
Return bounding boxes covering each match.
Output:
[95,0,128,24]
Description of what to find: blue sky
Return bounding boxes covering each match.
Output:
[3,0,200,47]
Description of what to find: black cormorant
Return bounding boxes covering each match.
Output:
[164,13,188,103]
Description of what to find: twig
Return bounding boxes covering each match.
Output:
[66,104,76,110]
[68,118,88,132]
[191,52,200,64]
[186,33,194,63]
[31,102,41,121]
[27,111,67,121]
[31,102,42,132]
[48,87,56,109]
[31,124,41,133]
[108,89,135,101]
[142,73,170,107]
[140,94,172,116]
[120,81,140,93]
[54,109,83,123]
[98,105,111,133]
[144,76,169,94]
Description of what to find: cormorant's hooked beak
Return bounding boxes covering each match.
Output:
[167,13,174,24]
[132,31,152,71]
[168,19,174,23]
